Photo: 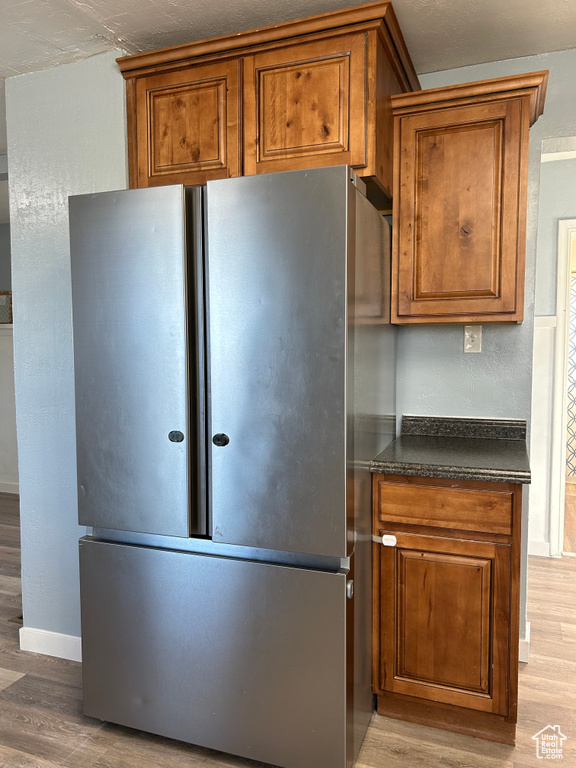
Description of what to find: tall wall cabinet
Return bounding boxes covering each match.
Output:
[117,1,420,204]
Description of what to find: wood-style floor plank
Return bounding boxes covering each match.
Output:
[0,667,24,691]
[0,494,574,768]
[0,743,62,768]
[564,481,576,553]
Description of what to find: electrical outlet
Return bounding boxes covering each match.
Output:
[464,325,482,353]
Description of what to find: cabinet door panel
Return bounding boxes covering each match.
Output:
[380,531,510,715]
[398,550,491,692]
[134,60,240,187]
[393,98,526,322]
[244,34,367,176]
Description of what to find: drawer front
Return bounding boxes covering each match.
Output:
[376,479,513,535]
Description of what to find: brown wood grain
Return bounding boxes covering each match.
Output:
[135,59,241,187]
[398,549,492,693]
[375,692,517,745]
[394,99,523,321]
[563,482,576,553]
[376,478,513,535]
[379,531,510,714]
[372,533,382,706]
[243,33,366,177]
[391,71,548,124]
[119,2,419,192]
[371,25,404,198]
[507,484,523,722]
[391,71,548,324]
[125,78,138,189]
[372,474,523,741]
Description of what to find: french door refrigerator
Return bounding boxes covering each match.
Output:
[69,165,396,768]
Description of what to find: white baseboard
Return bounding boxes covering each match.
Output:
[19,627,82,662]
[519,621,531,663]
[528,540,551,557]
[0,481,18,495]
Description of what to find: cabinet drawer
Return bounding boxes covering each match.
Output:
[375,479,513,535]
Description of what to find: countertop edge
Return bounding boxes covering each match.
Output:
[369,460,531,485]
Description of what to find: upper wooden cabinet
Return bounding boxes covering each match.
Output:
[390,72,548,324]
[243,35,367,177]
[133,59,241,187]
[117,1,420,201]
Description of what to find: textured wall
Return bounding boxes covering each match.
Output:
[535,158,576,316]
[398,48,576,424]
[0,224,10,290]
[6,51,127,639]
[397,47,576,642]
[528,158,576,552]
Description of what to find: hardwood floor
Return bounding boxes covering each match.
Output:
[564,481,576,553]
[0,492,574,767]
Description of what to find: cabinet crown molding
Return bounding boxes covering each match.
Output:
[116,0,419,91]
[391,70,548,125]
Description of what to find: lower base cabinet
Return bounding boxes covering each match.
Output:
[372,474,522,744]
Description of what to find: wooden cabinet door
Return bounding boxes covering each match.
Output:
[133,60,240,187]
[392,98,527,323]
[243,34,367,177]
[379,530,510,715]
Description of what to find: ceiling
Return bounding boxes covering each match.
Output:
[1,0,575,220]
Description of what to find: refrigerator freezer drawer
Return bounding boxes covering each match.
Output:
[80,539,348,768]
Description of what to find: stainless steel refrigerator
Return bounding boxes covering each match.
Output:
[69,165,396,768]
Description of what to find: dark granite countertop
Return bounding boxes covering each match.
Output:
[370,416,531,484]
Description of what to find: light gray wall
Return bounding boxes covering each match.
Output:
[6,51,127,639]
[0,223,10,290]
[398,47,576,642]
[535,157,576,316]
[398,47,576,422]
